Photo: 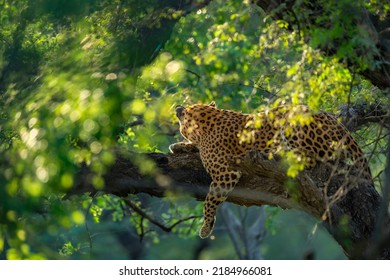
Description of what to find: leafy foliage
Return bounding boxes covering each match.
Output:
[0,0,388,259]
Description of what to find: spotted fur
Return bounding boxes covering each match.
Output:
[170,102,372,238]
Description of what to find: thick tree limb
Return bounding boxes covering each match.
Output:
[72,147,390,259]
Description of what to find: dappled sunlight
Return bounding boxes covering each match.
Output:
[0,0,388,260]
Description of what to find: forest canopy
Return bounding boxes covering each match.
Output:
[0,0,389,259]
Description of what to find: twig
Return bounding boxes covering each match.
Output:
[84,192,100,258]
[185,69,201,86]
[122,197,200,233]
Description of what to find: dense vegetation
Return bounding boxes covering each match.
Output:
[0,0,389,259]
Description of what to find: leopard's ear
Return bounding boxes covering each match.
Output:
[209,101,216,108]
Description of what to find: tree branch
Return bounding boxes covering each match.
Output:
[72,146,390,259]
[122,197,200,233]
[338,101,390,132]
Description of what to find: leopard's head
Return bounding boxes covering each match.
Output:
[175,101,217,144]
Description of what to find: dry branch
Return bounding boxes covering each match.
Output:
[338,101,390,132]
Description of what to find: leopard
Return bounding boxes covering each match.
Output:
[170,101,372,239]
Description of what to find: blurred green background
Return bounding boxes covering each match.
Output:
[0,0,388,259]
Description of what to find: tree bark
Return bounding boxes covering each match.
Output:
[72,146,390,259]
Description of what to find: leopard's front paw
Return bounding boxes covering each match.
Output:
[169,142,199,154]
[199,217,215,239]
